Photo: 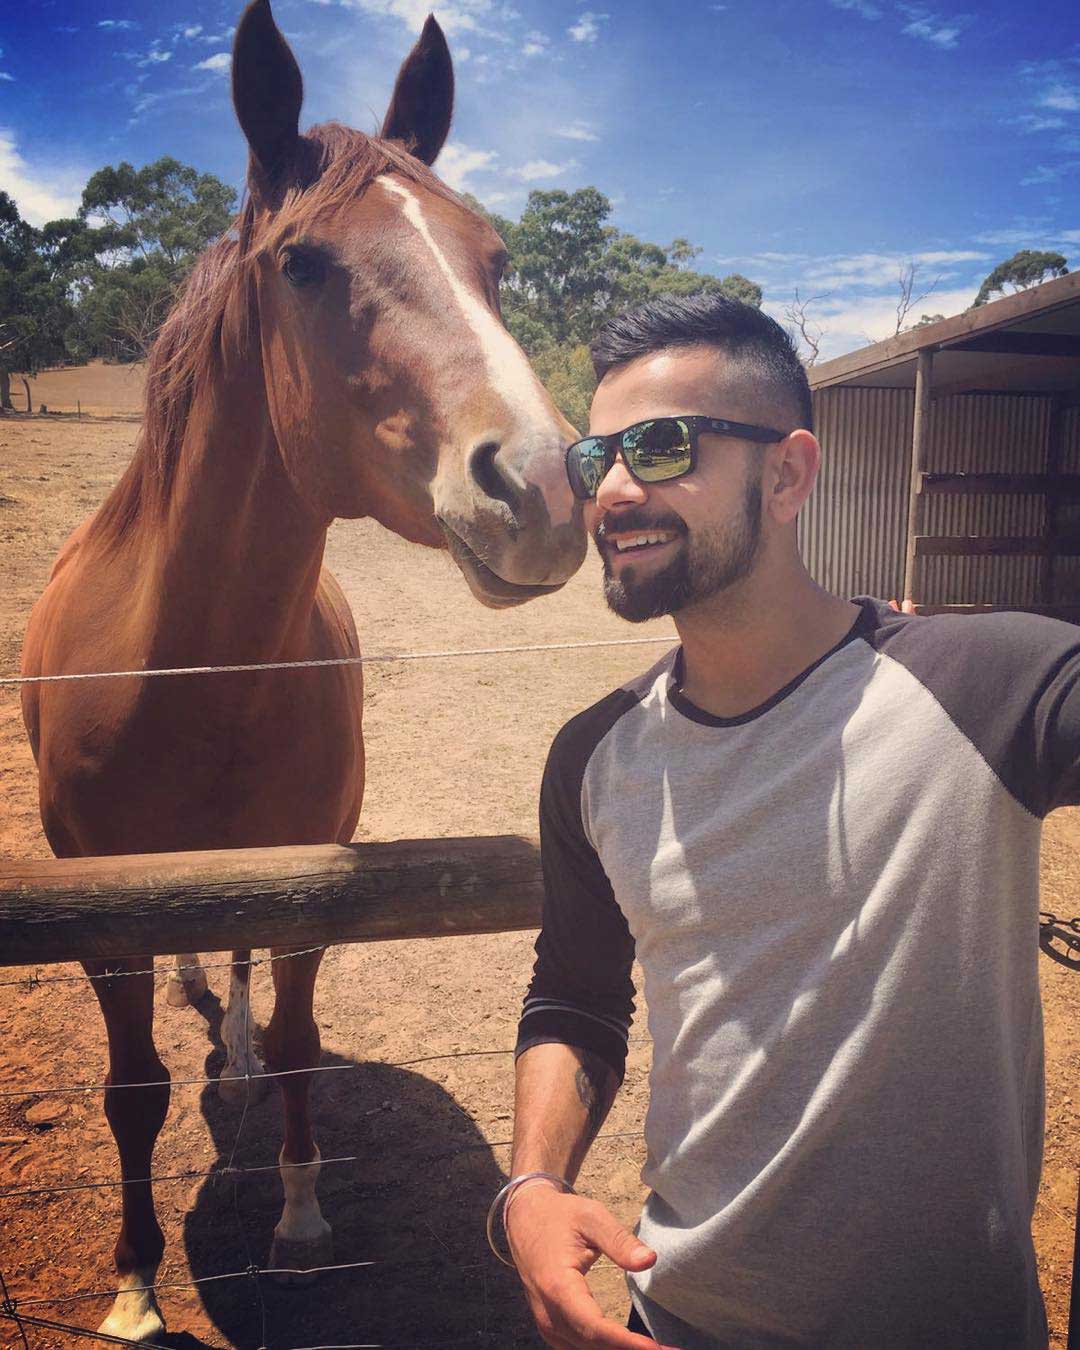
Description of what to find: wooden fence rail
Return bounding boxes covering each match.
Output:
[0,836,543,968]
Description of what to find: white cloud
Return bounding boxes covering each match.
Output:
[521,29,549,57]
[898,5,966,49]
[0,73,13,83]
[1039,82,1080,113]
[555,120,598,142]
[1008,113,1066,133]
[767,285,980,362]
[512,157,579,181]
[98,18,137,29]
[0,129,86,226]
[1020,162,1079,187]
[140,48,173,65]
[789,249,987,292]
[182,24,203,39]
[343,0,499,37]
[436,141,499,192]
[567,11,608,43]
[829,0,882,18]
[194,52,230,73]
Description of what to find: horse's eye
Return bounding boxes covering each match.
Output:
[281,249,326,287]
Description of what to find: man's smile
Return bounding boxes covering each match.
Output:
[608,530,678,555]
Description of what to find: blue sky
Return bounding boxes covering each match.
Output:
[1,0,1078,358]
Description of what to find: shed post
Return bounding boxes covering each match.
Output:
[1041,397,1066,606]
[902,348,935,605]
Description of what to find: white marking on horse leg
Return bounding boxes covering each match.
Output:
[97,1267,166,1343]
[269,1146,333,1286]
[218,967,265,1105]
[166,953,207,1008]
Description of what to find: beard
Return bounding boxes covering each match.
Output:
[597,478,762,624]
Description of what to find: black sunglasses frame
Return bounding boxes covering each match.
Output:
[565,414,787,501]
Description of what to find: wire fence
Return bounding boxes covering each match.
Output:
[0,943,650,1349]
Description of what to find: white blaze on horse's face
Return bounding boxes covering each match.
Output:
[368,175,586,607]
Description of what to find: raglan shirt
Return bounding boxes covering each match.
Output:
[515,597,1080,1349]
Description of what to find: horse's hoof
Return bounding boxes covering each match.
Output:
[166,968,207,1007]
[268,1226,333,1286]
[98,1284,166,1343]
[216,1062,267,1107]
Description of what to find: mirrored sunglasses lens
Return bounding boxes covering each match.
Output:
[625,419,692,482]
[568,439,610,497]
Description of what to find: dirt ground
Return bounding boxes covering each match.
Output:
[0,362,1077,1349]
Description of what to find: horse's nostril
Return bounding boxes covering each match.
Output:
[468,440,522,514]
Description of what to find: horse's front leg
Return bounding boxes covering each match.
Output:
[86,959,170,1343]
[263,946,332,1284]
[218,950,266,1105]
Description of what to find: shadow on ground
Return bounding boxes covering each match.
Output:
[177,991,541,1350]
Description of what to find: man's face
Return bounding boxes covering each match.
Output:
[585,346,770,623]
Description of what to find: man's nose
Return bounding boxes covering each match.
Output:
[595,451,648,512]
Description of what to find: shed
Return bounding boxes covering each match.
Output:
[804,271,1080,618]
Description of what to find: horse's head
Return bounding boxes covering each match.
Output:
[230,0,586,607]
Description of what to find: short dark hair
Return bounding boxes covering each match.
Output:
[590,292,813,434]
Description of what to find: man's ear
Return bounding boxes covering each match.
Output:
[232,0,303,197]
[380,15,453,166]
[767,430,821,526]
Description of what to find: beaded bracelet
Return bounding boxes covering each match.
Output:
[485,1170,576,1268]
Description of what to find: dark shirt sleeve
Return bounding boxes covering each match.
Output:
[515,715,637,1083]
[867,601,1080,816]
[1030,642,1080,811]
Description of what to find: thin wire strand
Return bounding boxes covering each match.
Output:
[1,634,678,689]
[0,1045,522,1101]
[0,1129,645,1204]
[0,944,330,990]
[0,1266,30,1350]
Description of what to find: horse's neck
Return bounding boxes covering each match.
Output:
[130,378,330,667]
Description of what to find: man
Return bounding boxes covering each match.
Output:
[499,293,1077,1348]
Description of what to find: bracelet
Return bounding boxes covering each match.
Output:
[485,1170,576,1268]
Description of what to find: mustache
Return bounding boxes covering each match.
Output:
[594,510,687,545]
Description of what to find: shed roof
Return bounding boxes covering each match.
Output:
[809,270,1080,399]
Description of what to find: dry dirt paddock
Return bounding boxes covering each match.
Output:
[0,362,1077,1349]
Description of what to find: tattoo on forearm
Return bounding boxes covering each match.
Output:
[574,1054,612,1140]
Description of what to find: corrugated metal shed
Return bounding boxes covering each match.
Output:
[805,272,1080,614]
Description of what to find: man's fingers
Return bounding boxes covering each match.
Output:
[554,1276,667,1349]
[579,1206,657,1273]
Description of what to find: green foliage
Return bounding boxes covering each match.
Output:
[530,343,596,432]
[67,157,237,359]
[912,313,946,328]
[464,185,762,426]
[972,250,1068,308]
[0,192,74,391]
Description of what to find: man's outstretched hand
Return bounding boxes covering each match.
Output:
[505,1183,679,1349]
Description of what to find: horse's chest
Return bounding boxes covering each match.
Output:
[42,670,364,851]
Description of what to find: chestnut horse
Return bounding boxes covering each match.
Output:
[19,1,585,1339]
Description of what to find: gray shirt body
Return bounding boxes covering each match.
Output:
[517,598,1080,1348]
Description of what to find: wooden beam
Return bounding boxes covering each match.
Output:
[903,348,934,604]
[914,604,1080,620]
[920,472,1080,498]
[810,271,1080,390]
[948,332,1080,358]
[914,534,1080,558]
[0,836,544,969]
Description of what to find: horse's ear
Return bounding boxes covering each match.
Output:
[232,0,303,194]
[380,15,454,166]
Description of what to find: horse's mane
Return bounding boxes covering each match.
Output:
[96,124,462,538]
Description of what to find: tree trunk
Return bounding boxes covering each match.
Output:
[21,377,31,413]
[0,368,13,412]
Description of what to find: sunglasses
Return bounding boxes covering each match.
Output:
[565,415,786,501]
